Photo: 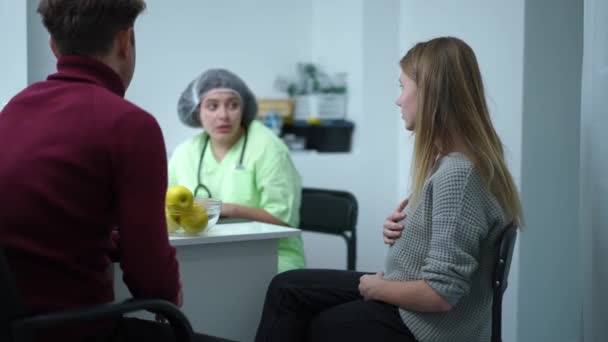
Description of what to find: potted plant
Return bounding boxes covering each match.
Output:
[275,63,347,121]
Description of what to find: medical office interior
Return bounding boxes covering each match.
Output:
[0,0,606,341]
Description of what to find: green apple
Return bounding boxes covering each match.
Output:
[180,204,208,235]
[166,185,193,214]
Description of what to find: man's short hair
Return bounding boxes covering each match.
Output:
[37,0,146,56]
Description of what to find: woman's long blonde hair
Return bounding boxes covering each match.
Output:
[401,37,522,226]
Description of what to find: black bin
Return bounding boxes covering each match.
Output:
[283,120,354,152]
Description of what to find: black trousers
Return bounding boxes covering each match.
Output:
[91,317,234,342]
[254,269,418,342]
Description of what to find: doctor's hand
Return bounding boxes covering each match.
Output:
[383,198,408,246]
[220,203,238,217]
[359,272,386,301]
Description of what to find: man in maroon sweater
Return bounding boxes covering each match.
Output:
[0,1,228,341]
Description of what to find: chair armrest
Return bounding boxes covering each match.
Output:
[11,299,193,342]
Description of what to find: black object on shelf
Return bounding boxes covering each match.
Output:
[283,120,354,152]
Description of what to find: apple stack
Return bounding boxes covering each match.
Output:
[165,185,209,235]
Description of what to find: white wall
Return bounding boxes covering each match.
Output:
[0,1,28,108]
[294,0,401,271]
[26,0,55,84]
[581,0,608,340]
[127,0,313,154]
[294,0,366,270]
[358,0,401,271]
[519,1,583,341]
[398,2,525,341]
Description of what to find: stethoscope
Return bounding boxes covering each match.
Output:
[194,129,249,198]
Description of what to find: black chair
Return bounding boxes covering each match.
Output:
[0,247,194,342]
[299,188,358,270]
[491,223,518,342]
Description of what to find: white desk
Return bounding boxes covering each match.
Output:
[113,221,301,342]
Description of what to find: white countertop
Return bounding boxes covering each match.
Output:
[168,221,301,246]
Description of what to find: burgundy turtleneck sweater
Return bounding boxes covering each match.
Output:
[0,56,180,318]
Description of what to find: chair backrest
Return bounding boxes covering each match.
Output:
[300,188,358,270]
[0,247,26,341]
[491,223,518,342]
[299,188,358,235]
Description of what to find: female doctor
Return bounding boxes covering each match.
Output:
[169,68,305,272]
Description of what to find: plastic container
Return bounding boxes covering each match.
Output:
[194,198,222,230]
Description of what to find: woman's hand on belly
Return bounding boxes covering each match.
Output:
[383,198,409,245]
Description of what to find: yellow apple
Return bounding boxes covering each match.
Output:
[165,207,181,233]
[166,185,193,214]
[180,204,208,235]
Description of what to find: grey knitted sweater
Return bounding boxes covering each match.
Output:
[384,153,507,342]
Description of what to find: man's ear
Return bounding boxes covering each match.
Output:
[116,27,134,59]
[49,37,60,58]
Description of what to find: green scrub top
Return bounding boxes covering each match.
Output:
[168,121,305,272]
